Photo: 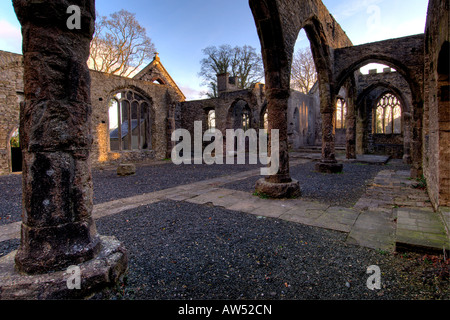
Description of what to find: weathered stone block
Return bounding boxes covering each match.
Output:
[117,163,136,176]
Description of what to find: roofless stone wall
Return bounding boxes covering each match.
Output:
[0,51,183,175]
[423,0,450,208]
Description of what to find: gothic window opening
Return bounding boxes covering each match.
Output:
[109,90,151,151]
[242,110,250,131]
[335,98,347,130]
[263,109,269,132]
[207,109,216,131]
[230,100,251,131]
[10,128,22,172]
[293,107,300,133]
[374,93,402,134]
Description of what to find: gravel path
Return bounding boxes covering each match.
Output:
[0,161,262,225]
[1,200,447,300]
[91,161,261,205]
[0,174,22,225]
[0,159,412,225]
[92,200,448,300]
[0,158,447,300]
[224,160,410,207]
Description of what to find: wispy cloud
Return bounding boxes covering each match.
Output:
[332,0,385,20]
[0,19,22,53]
[179,85,204,101]
[359,16,426,44]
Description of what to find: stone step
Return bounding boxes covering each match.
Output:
[439,206,450,237]
[395,207,450,255]
[292,146,346,153]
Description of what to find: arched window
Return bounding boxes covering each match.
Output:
[152,78,166,85]
[228,100,252,133]
[263,110,268,132]
[374,93,402,134]
[242,109,250,131]
[293,107,300,133]
[109,89,151,151]
[10,128,22,172]
[335,98,347,129]
[207,110,216,130]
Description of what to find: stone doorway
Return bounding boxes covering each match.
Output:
[9,128,21,173]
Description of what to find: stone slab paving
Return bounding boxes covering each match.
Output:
[396,207,450,254]
[347,210,396,252]
[351,168,449,254]
[441,207,450,235]
[290,152,390,165]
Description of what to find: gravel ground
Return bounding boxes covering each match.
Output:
[91,161,262,205]
[0,158,408,225]
[91,200,448,300]
[0,239,20,259]
[0,174,22,225]
[225,160,411,207]
[0,160,262,225]
[0,157,448,300]
[1,200,447,300]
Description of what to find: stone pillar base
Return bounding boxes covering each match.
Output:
[315,161,344,174]
[0,236,127,300]
[255,178,301,199]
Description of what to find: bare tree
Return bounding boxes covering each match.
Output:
[232,45,264,90]
[89,10,156,78]
[291,47,317,94]
[199,45,264,98]
[199,45,233,98]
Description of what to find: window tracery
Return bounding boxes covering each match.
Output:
[374,93,402,134]
[109,89,151,151]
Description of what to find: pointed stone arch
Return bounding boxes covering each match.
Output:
[249,0,353,196]
[333,34,425,176]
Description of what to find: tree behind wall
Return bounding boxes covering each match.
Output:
[291,47,317,94]
[89,10,156,78]
[199,45,264,98]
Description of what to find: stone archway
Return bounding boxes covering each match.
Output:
[333,35,425,177]
[249,0,353,196]
[355,81,413,163]
[7,127,21,173]
[227,99,252,131]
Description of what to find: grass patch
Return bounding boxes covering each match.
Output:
[253,191,270,199]
[412,175,427,190]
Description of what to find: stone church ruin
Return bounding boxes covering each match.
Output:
[0,0,448,298]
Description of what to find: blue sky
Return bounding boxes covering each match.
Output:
[0,0,429,100]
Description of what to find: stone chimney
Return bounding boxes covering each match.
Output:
[217,73,239,94]
[217,73,230,94]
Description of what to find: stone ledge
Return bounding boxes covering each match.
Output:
[0,236,128,300]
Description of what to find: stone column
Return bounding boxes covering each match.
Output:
[346,114,357,159]
[346,92,357,160]
[410,101,424,179]
[0,0,127,300]
[255,89,301,198]
[13,0,101,274]
[402,111,413,164]
[315,109,344,173]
